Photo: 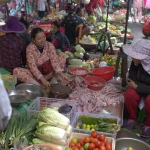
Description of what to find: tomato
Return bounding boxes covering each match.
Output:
[78,139,84,146]
[100,141,105,146]
[89,136,93,141]
[105,142,112,150]
[79,146,84,150]
[91,131,98,138]
[89,143,95,150]
[99,145,106,150]
[99,134,105,142]
[84,137,91,143]
[72,146,79,150]
[69,141,75,148]
[93,148,99,150]
[94,140,101,148]
[91,138,98,143]
[76,143,81,149]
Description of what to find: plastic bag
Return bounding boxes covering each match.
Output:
[138,97,145,110]
[131,7,135,16]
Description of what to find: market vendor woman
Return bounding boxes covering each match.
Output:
[13,27,70,88]
[123,39,150,138]
[46,20,70,51]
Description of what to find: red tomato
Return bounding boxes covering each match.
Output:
[100,141,105,146]
[78,139,84,146]
[76,143,81,149]
[105,142,112,150]
[99,134,106,142]
[91,131,98,138]
[99,145,106,150]
[69,141,75,148]
[94,140,101,148]
[79,146,84,150]
[93,148,99,150]
[90,136,93,141]
[84,137,91,143]
[88,143,95,150]
[72,146,79,150]
[91,138,98,143]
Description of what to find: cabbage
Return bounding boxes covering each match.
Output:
[75,45,85,53]
[69,59,83,65]
[74,52,84,58]
[65,51,74,59]
[68,65,82,69]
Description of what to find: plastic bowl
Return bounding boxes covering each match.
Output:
[85,76,106,90]
[92,66,115,81]
[23,144,59,150]
[68,67,89,78]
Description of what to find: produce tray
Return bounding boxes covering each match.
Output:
[67,132,115,150]
[71,112,120,140]
[26,97,76,123]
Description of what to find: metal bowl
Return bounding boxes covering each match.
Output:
[15,83,45,100]
[116,138,150,150]
[8,90,30,106]
[117,128,137,139]
[50,84,71,99]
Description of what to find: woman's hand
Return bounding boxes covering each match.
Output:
[127,79,137,89]
[40,76,50,88]
[58,72,71,84]
[44,73,52,80]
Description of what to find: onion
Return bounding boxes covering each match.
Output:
[83,52,90,61]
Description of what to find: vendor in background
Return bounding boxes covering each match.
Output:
[46,20,70,51]
[76,7,90,35]
[123,39,150,138]
[61,3,89,44]
[85,0,99,15]
[18,17,31,46]
[36,0,49,18]
[13,27,70,88]
[0,16,27,74]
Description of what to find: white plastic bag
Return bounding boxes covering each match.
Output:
[138,97,145,110]
[81,0,90,4]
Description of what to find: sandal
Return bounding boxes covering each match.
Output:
[123,120,137,129]
[141,126,150,138]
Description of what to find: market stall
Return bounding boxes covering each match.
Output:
[1,0,150,149]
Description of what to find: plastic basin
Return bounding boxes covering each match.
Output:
[84,76,106,90]
[92,66,115,81]
[69,67,89,78]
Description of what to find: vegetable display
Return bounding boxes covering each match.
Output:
[75,116,120,133]
[66,131,113,150]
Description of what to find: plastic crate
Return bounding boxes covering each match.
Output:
[27,97,76,123]
[71,112,121,140]
[67,132,115,150]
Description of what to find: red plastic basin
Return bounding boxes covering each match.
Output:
[85,76,106,90]
[69,67,89,78]
[92,66,115,81]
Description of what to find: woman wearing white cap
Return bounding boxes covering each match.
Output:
[123,39,150,138]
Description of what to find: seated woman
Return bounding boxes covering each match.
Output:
[46,20,70,51]
[13,27,70,88]
[76,7,90,35]
[122,39,150,138]
[0,16,27,74]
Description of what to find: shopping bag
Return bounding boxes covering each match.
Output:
[131,7,135,16]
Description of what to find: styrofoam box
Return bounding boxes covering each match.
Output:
[26,97,76,123]
[72,112,120,140]
[67,132,115,150]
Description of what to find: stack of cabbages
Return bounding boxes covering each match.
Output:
[32,108,72,150]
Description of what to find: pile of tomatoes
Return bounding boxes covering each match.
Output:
[67,131,112,150]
